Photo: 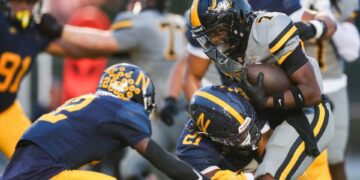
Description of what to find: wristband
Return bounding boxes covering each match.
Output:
[309,19,327,39]
[273,93,285,111]
[290,86,305,109]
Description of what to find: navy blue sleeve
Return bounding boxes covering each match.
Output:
[176,121,222,172]
[250,0,301,15]
[101,102,152,146]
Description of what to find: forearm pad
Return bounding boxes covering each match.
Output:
[143,139,207,180]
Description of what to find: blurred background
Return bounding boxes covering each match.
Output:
[0,0,359,179]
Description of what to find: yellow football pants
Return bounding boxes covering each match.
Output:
[298,150,331,180]
[51,170,116,180]
[0,101,31,158]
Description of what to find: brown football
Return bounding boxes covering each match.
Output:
[247,63,292,95]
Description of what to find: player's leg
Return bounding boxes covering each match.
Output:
[325,87,349,180]
[51,170,116,180]
[0,101,31,158]
[298,150,332,180]
[255,102,334,179]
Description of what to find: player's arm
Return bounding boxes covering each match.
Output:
[45,40,112,58]
[159,55,186,126]
[294,9,337,40]
[38,13,130,58]
[183,50,212,101]
[241,15,322,110]
[134,138,207,180]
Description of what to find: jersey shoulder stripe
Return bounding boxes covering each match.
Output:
[269,22,298,54]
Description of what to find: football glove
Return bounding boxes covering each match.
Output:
[240,65,267,109]
[36,13,63,40]
[159,97,178,126]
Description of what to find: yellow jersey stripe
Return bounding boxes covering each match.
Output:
[190,0,201,27]
[277,49,293,65]
[195,91,245,124]
[270,26,297,54]
[110,20,133,30]
[280,104,326,180]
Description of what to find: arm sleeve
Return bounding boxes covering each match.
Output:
[143,139,208,180]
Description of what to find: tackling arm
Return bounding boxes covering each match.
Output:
[38,13,118,58]
[134,138,207,180]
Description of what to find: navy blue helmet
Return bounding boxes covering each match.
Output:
[96,63,156,115]
[189,85,261,150]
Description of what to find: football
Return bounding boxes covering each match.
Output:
[247,63,292,95]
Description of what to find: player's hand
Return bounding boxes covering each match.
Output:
[240,66,267,109]
[159,97,178,126]
[211,170,247,180]
[36,13,63,40]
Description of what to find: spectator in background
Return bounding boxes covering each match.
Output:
[61,6,110,103]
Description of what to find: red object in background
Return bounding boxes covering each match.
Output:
[61,6,110,103]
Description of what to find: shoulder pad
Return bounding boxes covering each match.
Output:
[251,12,297,54]
[251,12,294,46]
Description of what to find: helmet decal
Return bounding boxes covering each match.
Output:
[97,63,156,114]
[193,90,245,124]
[196,113,211,133]
[189,0,201,27]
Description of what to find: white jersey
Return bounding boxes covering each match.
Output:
[112,10,187,102]
[215,11,324,93]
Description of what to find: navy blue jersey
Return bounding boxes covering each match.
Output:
[176,120,258,173]
[20,94,151,169]
[0,13,51,112]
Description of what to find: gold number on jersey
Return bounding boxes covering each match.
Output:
[182,132,202,145]
[257,15,274,23]
[0,52,31,93]
[39,94,96,123]
[160,22,183,61]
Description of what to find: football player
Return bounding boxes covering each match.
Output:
[36,0,193,178]
[185,0,335,179]
[2,63,207,180]
[0,0,95,159]
[176,85,333,180]
[300,0,360,179]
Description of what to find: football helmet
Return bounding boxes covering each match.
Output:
[1,0,41,29]
[96,63,156,114]
[189,0,254,63]
[189,85,260,150]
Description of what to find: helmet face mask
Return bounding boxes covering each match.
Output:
[207,117,261,150]
[2,0,40,29]
[96,63,156,116]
